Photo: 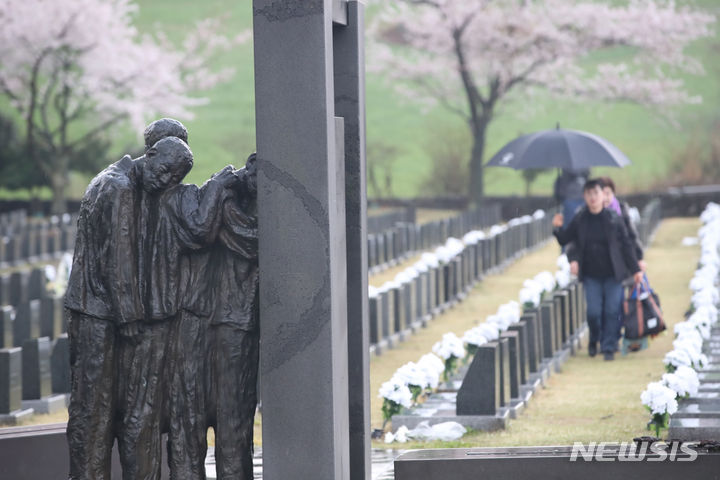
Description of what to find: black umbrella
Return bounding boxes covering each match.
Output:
[486,126,631,170]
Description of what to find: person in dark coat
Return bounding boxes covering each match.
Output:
[115,136,236,480]
[205,153,259,480]
[599,176,646,272]
[552,178,643,360]
[65,152,144,480]
[553,168,590,228]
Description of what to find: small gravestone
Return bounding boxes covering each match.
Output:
[498,336,511,407]
[21,337,64,414]
[13,300,40,347]
[501,331,520,401]
[553,291,570,346]
[0,237,5,266]
[28,268,46,301]
[522,310,541,373]
[403,281,416,329]
[9,271,29,305]
[392,285,405,334]
[40,297,63,340]
[22,337,52,400]
[51,334,70,394]
[369,295,380,345]
[507,321,529,386]
[442,264,452,306]
[376,235,385,265]
[457,342,500,416]
[0,306,14,348]
[540,301,556,359]
[567,284,577,337]
[381,289,392,340]
[0,274,9,306]
[415,273,427,324]
[436,266,445,309]
[0,347,33,424]
[428,267,438,315]
[367,235,376,268]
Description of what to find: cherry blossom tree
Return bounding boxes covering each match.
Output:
[0,0,248,213]
[369,0,715,203]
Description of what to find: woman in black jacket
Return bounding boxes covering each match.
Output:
[552,179,642,360]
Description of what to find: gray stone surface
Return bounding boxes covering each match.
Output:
[0,347,22,414]
[0,306,13,348]
[40,297,63,340]
[13,300,40,347]
[553,291,570,346]
[51,334,70,394]
[22,337,51,400]
[507,321,529,386]
[457,342,499,416]
[501,331,521,400]
[669,417,720,441]
[9,271,29,305]
[369,296,381,345]
[253,1,374,477]
[540,301,556,359]
[521,311,540,373]
[22,393,66,414]
[498,336,510,407]
[28,268,46,301]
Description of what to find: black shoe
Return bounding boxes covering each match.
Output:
[588,343,597,357]
[604,352,615,361]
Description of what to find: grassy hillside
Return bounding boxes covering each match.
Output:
[5,0,717,199]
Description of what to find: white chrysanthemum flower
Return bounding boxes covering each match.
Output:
[378,380,413,408]
[640,381,679,415]
[674,366,700,396]
[534,271,556,293]
[462,327,488,348]
[664,349,692,369]
[519,287,541,308]
[532,209,545,219]
[421,252,439,268]
[393,362,430,389]
[555,270,571,289]
[432,332,466,360]
[477,322,500,341]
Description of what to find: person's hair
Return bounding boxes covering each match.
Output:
[599,176,616,193]
[143,118,188,150]
[583,178,605,192]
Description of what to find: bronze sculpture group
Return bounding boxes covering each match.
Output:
[64,118,259,480]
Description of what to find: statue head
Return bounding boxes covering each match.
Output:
[141,137,194,193]
[143,118,188,151]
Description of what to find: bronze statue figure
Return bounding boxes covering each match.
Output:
[65,118,259,480]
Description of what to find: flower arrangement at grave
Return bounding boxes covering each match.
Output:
[432,332,466,381]
[519,280,542,309]
[641,381,679,437]
[640,202,720,437]
[461,327,487,361]
[393,362,431,404]
[533,271,556,297]
[555,254,572,289]
[378,379,413,429]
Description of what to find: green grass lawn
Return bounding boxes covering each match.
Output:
[3,0,717,201]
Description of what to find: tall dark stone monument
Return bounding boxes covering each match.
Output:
[253,1,369,478]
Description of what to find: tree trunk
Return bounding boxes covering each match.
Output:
[468,118,489,206]
[49,170,68,215]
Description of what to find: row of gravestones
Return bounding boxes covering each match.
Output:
[391,281,587,430]
[0,211,77,268]
[669,325,720,440]
[367,205,504,272]
[0,335,70,423]
[0,268,52,308]
[368,208,415,235]
[368,214,554,354]
[456,282,587,418]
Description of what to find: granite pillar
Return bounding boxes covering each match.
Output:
[456,342,500,416]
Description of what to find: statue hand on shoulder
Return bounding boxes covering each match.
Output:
[119,321,144,344]
[212,165,241,189]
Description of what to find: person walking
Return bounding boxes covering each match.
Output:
[552,178,643,360]
[553,168,590,228]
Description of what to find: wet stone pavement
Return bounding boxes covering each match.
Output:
[204,447,404,479]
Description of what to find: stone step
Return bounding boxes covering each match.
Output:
[668,417,720,441]
[674,401,720,418]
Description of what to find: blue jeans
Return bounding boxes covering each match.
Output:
[583,276,623,353]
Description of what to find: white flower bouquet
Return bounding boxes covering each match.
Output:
[432,332,466,381]
[640,381,679,437]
